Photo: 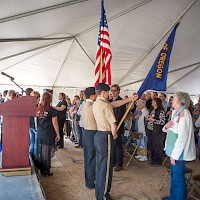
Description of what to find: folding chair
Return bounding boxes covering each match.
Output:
[159,158,199,191]
[124,131,143,170]
[188,159,200,199]
[188,174,200,200]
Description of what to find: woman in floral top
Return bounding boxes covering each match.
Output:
[146,98,166,166]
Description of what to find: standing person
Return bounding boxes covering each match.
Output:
[140,93,145,101]
[65,98,72,139]
[194,96,200,111]
[109,84,126,171]
[69,96,80,142]
[145,92,153,111]
[134,100,149,161]
[0,90,8,103]
[146,98,166,166]
[54,93,67,148]
[0,93,3,103]
[159,92,168,112]
[195,115,200,160]
[152,91,158,100]
[82,87,97,189]
[166,96,174,121]
[93,83,117,200]
[162,92,196,200]
[76,91,85,147]
[35,92,60,176]
[76,100,85,148]
[29,91,40,160]
[79,90,85,105]
[26,88,33,96]
[4,90,15,102]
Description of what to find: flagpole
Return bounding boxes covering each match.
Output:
[100,48,103,83]
[117,99,135,131]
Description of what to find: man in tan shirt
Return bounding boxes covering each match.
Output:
[82,87,97,189]
[93,83,117,200]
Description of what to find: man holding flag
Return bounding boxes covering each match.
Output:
[93,1,113,199]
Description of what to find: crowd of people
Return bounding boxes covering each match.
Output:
[0,85,200,200]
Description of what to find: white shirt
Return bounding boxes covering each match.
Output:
[137,108,149,136]
[77,102,85,127]
[163,109,196,161]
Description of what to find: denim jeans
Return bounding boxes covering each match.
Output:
[29,128,37,158]
[77,125,83,147]
[169,160,187,200]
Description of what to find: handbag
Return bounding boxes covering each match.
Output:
[137,146,147,156]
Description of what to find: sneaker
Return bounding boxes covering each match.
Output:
[135,155,142,159]
[138,156,147,161]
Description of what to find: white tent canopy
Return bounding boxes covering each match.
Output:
[1,0,200,97]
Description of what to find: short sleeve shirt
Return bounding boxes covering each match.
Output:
[82,100,97,130]
[57,100,67,120]
[37,107,58,135]
[93,98,116,131]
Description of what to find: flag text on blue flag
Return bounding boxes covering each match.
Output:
[137,23,180,98]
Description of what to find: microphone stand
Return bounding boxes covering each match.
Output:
[10,78,27,95]
[1,72,27,95]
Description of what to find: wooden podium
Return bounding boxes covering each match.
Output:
[0,96,36,176]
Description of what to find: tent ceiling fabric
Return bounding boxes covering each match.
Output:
[0,0,200,96]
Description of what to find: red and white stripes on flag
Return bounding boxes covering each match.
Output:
[94,0,112,86]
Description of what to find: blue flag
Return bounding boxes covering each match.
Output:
[137,23,180,98]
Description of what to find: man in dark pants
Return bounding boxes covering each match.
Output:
[93,83,117,200]
[82,87,97,189]
[110,84,126,171]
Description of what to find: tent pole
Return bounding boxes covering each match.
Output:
[167,64,200,89]
[52,39,75,87]
[0,36,74,42]
[117,0,196,85]
[120,61,200,88]
[76,0,152,37]
[75,37,95,65]
[0,40,72,72]
[0,39,68,61]
[0,0,89,24]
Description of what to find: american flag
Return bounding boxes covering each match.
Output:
[94,0,112,86]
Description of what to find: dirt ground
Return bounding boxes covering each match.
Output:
[40,138,200,200]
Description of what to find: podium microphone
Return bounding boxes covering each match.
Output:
[1,72,15,80]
